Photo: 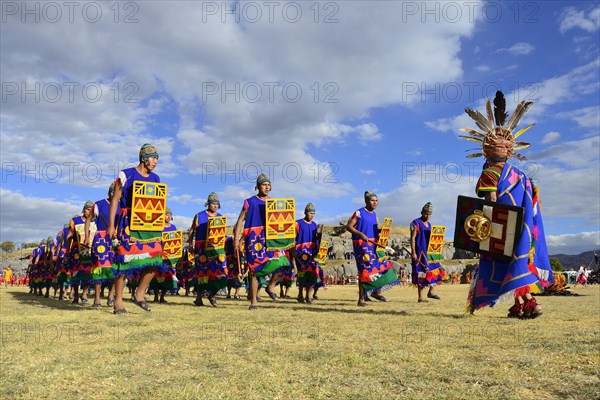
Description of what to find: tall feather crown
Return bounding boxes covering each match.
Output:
[460,91,534,161]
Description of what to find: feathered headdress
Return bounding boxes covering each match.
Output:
[460,91,534,161]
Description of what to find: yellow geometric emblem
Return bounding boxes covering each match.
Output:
[75,219,96,251]
[162,230,182,260]
[131,181,168,231]
[377,218,392,248]
[316,240,329,264]
[427,225,446,256]
[206,216,227,252]
[266,198,295,240]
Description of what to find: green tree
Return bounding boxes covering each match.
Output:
[549,257,563,272]
[0,241,16,253]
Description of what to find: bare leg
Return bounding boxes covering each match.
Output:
[357,282,366,306]
[134,269,156,302]
[94,283,102,305]
[305,287,314,304]
[113,275,126,312]
[72,284,80,303]
[249,275,259,309]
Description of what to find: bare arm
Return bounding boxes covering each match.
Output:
[107,180,122,239]
[233,207,247,254]
[187,215,197,249]
[64,223,74,254]
[410,224,417,260]
[345,214,368,242]
[485,192,497,202]
[83,208,95,247]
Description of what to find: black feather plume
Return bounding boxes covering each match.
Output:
[493,91,508,127]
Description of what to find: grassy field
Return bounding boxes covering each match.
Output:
[1,284,598,400]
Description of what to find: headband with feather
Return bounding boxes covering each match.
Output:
[459,91,534,161]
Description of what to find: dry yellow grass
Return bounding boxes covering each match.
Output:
[1,284,598,400]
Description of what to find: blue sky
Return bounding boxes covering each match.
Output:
[1,1,599,254]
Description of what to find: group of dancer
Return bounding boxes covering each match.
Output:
[24,91,555,318]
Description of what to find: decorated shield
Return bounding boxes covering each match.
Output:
[265,198,296,251]
[266,198,296,240]
[74,220,97,251]
[162,230,182,260]
[206,216,227,256]
[378,218,393,248]
[454,195,524,261]
[130,181,168,231]
[316,240,329,264]
[427,225,445,262]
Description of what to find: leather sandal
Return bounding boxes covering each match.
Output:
[193,299,204,307]
[208,297,218,307]
[265,288,279,301]
[371,293,388,302]
[132,294,151,312]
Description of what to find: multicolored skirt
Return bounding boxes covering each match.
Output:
[190,255,228,295]
[90,230,115,284]
[149,261,178,291]
[113,209,163,277]
[69,249,93,285]
[278,265,295,287]
[412,260,445,288]
[296,256,323,288]
[353,241,399,295]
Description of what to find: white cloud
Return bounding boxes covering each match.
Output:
[557,106,600,129]
[540,131,561,145]
[559,6,600,33]
[171,215,194,233]
[360,169,376,175]
[0,189,81,243]
[407,149,423,156]
[426,59,600,133]
[546,232,600,254]
[0,188,201,243]
[530,136,599,168]
[475,65,490,72]
[170,194,204,205]
[495,42,535,56]
[2,2,477,198]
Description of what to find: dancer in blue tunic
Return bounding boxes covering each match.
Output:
[410,202,445,302]
[295,203,323,304]
[346,191,399,307]
[233,174,290,310]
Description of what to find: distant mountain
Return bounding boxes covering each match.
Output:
[550,251,599,270]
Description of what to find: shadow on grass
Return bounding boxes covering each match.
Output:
[7,290,101,311]
[255,302,413,316]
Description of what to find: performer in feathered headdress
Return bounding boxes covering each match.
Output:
[460,91,553,318]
